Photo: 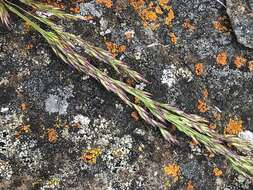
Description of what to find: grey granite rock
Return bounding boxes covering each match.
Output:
[226,0,253,48]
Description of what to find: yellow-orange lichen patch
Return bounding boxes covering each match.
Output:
[248,60,253,72]
[81,148,102,164]
[186,180,194,190]
[131,111,139,121]
[129,0,145,10]
[106,42,117,55]
[165,9,175,26]
[190,139,199,146]
[26,42,33,50]
[126,78,135,87]
[159,0,170,6]
[20,124,31,133]
[164,164,180,178]
[125,30,135,40]
[195,63,204,76]
[234,55,247,69]
[47,128,58,143]
[106,42,126,57]
[183,19,195,31]
[169,32,177,44]
[96,0,113,8]
[70,6,80,14]
[208,124,217,130]
[197,99,207,113]
[23,21,31,33]
[216,51,228,66]
[202,89,208,99]
[213,167,223,177]
[118,45,126,53]
[16,124,31,138]
[141,9,158,22]
[213,16,230,33]
[20,103,29,111]
[213,21,227,33]
[155,6,163,15]
[224,119,243,135]
[83,15,94,21]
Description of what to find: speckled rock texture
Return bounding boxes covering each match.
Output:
[0,0,253,189]
[226,0,253,49]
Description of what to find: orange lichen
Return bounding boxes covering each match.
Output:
[130,0,174,30]
[70,6,80,14]
[164,164,180,178]
[195,63,204,76]
[83,15,94,21]
[26,43,33,50]
[203,89,208,99]
[183,19,195,31]
[16,124,31,138]
[197,99,207,113]
[126,78,135,87]
[216,51,228,66]
[155,6,163,14]
[81,148,102,164]
[23,22,31,32]
[169,32,177,44]
[73,122,81,129]
[213,16,229,33]
[213,21,227,32]
[224,119,243,135]
[129,0,145,10]
[41,0,66,9]
[208,124,217,130]
[125,30,135,40]
[165,9,175,26]
[190,139,199,146]
[186,180,194,190]
[131,111,139,121]
[47,128,58,143]
[106,42,117,56]
[213,167,223,177]
[96,0,113,8]
[20,103,29,111]
[106,42,126,57]
[234,56,247,69]
[159,0,169,6]
[248,60,253,72]
[141,9,158,22]
[118,45,126,53]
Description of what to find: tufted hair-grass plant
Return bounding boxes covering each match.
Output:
[1,0,253,178]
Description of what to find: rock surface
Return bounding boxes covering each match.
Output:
[226,0,253,48]
[0,0,253,189]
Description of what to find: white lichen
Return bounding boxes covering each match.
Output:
[238,130,253,144]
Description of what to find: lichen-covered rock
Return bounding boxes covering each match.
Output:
[226,0,253,48]
[0,0,253,189]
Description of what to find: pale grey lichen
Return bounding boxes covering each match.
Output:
[80,1,102,18]
[0,161,13,180]
[238,130,253,145]
[45,85,74,115]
